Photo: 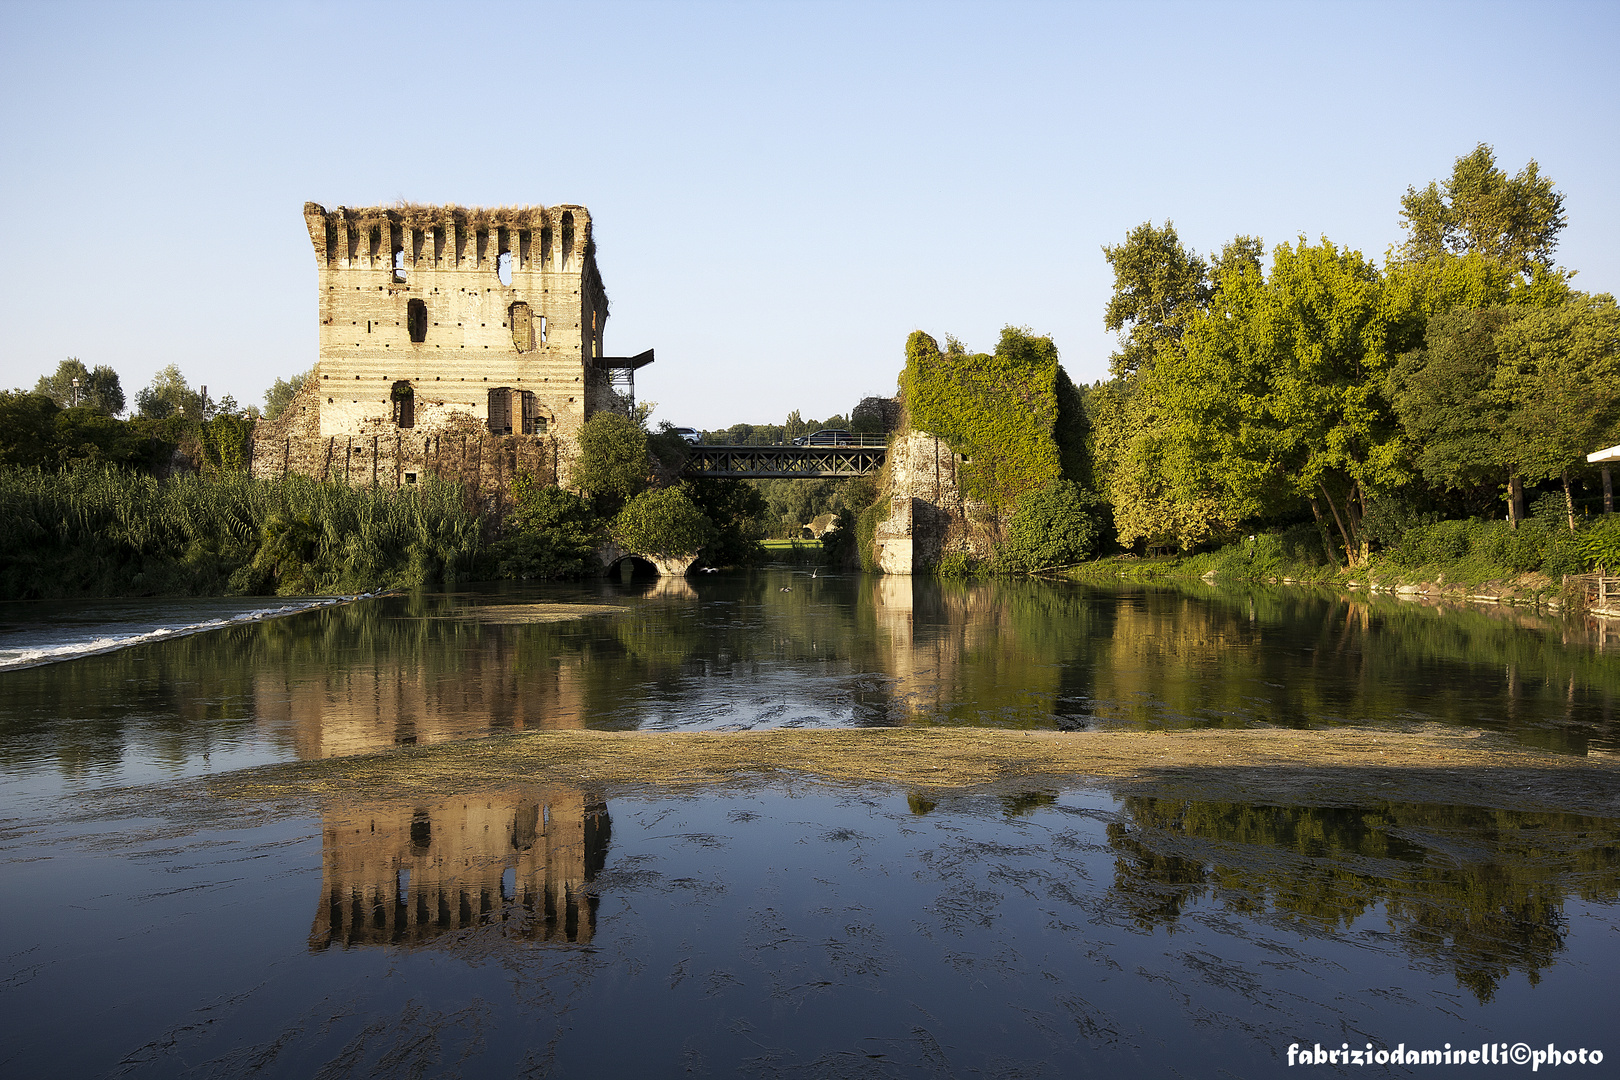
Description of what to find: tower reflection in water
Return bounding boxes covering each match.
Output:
[309,787,610,950]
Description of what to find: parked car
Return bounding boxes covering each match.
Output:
[667,427,701,444]
[793,429,853,446]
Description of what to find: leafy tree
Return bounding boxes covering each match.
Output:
[572,411,649,514]
[680,478,766,566]
[136,364,204,421]
[493,476,604,579]
[1399,144,1567,277]
[1163,238,1414,566]
[1101,221,1211,377]
[35,358,125,415]
[1390,307,1519,507]
[1491,295,1620,528]
[0,391,61,467]
[263,369,311,421]
[612,487,715,557]
[996,481,1101,572]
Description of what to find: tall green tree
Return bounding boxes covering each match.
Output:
[1101,221,1211,377]
[1163,238,1413,566]
[1491,295,1620,529]
[136,364,204,421]
[1398,144,1567,277]
[263,369,311,421]
[35,358,125,415]
[571,411,650,515]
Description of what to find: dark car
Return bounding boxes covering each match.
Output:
[793,429,853,446]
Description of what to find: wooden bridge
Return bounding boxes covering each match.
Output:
[682,443,886,479]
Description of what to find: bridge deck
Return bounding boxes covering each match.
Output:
[683,444,885,479]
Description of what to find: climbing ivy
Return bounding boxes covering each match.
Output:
[899,327,1087,515]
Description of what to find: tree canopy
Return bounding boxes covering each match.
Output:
[1398,144,1566,277]
[35,358,125,415]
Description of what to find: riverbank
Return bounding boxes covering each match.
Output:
[198,727,1620,819]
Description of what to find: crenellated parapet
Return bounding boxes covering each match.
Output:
[300,202,596,282]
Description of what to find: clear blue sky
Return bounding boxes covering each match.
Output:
[2,0,1615,429]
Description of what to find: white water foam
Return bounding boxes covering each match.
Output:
[0,594,380,672]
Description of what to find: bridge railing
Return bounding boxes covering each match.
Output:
[696,432,889,448]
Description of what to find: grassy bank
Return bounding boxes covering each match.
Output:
[1064,514,1620,609]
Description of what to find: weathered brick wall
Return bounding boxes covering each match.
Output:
[253,202,619,502]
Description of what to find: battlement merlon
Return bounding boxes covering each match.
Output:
[300,202,601,296]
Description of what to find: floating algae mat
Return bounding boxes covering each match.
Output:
[4,574,1620,1075]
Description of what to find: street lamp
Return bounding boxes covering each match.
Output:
[70,378,79,408]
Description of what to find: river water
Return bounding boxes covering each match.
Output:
[2,571,1618,1076]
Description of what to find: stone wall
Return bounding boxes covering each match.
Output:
[872,430,996,574]
[251,201,625,499]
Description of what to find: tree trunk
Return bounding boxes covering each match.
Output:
[1308,497,1340,567]
[1319,482,1358,568]
[1507,473,1526,529]
[1562,470,1576,531]
[1604,466,1613,514]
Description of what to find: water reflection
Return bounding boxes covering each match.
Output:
[310,786,609,950]
[2,574,1619,788]
[1107,797,1620,1001]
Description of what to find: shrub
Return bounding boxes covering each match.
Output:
[612,487,715,557]
[491,477,603,579]
[995,481,1100,573]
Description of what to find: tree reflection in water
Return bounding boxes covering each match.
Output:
[1106,797,1620,1002]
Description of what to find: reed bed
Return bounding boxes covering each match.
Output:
[0,466,483,599]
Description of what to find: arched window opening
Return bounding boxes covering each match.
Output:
[540,227,552,267]
[497,250,512,286]
[560,212,575,270]
[368,225,382,266]
[407,298,427,343]
[391,381,415,429]
[509,301,534,352]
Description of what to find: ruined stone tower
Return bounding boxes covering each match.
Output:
[252,202,651,490]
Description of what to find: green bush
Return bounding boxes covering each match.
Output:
[491,477,603,579]
[995,481,1100,573]
[1579,516,1620,571]
[612,487,715,557]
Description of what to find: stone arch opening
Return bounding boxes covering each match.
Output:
[608,555,658,583]
[391,381,415,429]
[560,211,575,270]
[407,298,427,342]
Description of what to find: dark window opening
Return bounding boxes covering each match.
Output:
[540,226,552,266]
[392,381,415,428]
[411,227,424,265]
[407,298,427,342]
[518,229,531,268]
[347,225,359,262]
[560,212,575,270]
[455,224,466,265]
[324,221,338,263]
[488,387,514,435]
[368,225,382,265]
[476,229,488,268]
[510,301,534,352]
[497,250,512,286]
[404,472,417,485]
[433,225,445,263]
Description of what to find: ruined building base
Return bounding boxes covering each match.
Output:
[872,431,995,575]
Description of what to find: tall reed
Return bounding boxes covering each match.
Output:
[0,466,483,599]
